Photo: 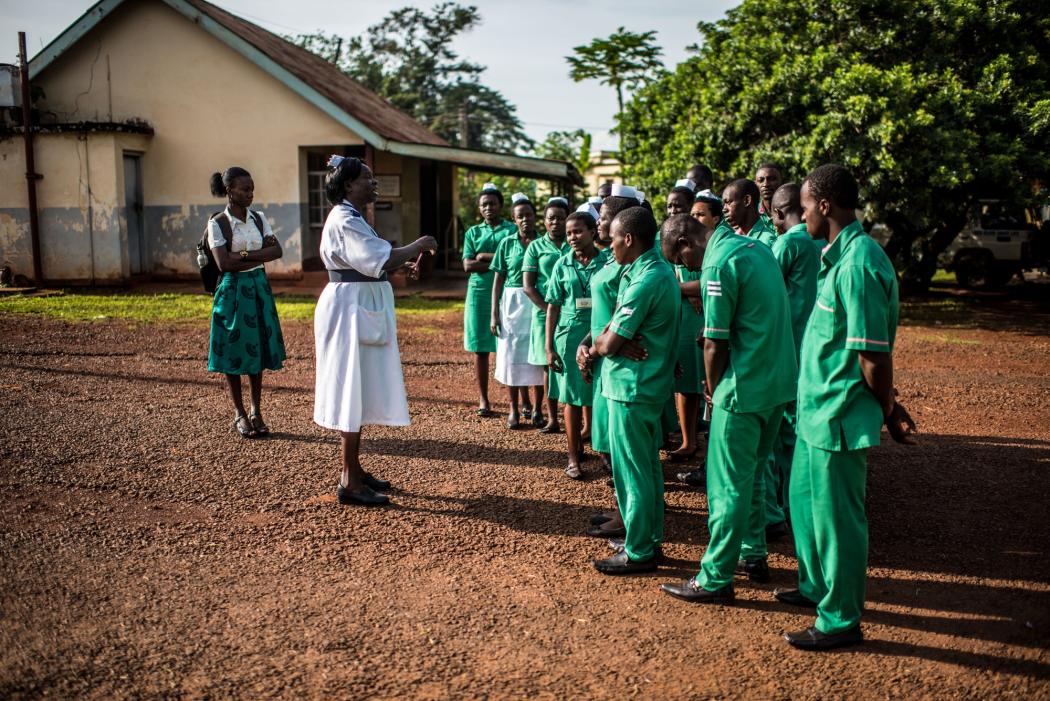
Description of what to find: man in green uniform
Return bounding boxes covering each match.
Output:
[659,209,796,602]
[523,198,570,431]
[591,206,680,574]
[722,177,788,540]
[763,183,821,522]
[723,178,777,248]
[755,163,784,230]
[779,164,915,651]
[462,183,517,417]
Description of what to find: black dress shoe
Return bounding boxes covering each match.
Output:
[362,473,391,491]
[586,522,626,538]
[784,625,863,650]
[774,588,818,608]
[336,484,390,506]
[677,467,706,488]
[592,550,657,575]
[589,512,615,526]
[660,578,735,604]
[735,558,771,583]
[766,520,790,541]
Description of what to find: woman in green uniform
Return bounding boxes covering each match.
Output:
[523,198,570,431]
[462,183,516,417]
[576,186,643,537]
[491,194,545,429]
[546,206,609,479]
[664,182,704,461]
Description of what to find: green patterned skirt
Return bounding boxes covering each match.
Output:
[208,268,286,375]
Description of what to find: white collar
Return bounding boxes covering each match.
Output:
[224,205,249,224]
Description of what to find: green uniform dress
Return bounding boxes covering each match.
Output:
[545,248,610,406]
[522,234,569,366]
[462,219,516,353]
[600,247,680,562]
[791,220,898,635]
[588,256,626,455]
[693,235,797,590]
[673,264,704,394]
[763,223,822,524]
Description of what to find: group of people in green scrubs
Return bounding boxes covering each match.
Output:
[461,164,915,650]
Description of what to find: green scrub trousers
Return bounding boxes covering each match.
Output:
[607,397,664,561]
[790,438,868,634]
[696,402,785,589]
[766,403,797,523]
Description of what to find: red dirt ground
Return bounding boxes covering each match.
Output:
[1,293,1049,699]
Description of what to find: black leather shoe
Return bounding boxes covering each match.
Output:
[592,550,657,575]
[660,578,735,604]
[774,588,818,608]
[677,467,706,488]
[766,520,790,541]
[336,484,390,506]
[589,512,615,526]
[784,625,862,650]
[362,473,391,491]
[735,558,771,583]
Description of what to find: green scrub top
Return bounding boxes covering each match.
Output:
[523,234,570,299]
[600,247,681,405]
[490,234,532,289]
[701,234,797,413]
[743,217,777,248]
[797,220,899,452]
[771,222,821,358]
[590,256,626,339]
[463,220,516,278]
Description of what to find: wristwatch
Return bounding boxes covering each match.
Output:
[240,250,249,259]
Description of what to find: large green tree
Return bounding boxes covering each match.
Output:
[567,28,665,119]
[618,0,1050,291]
[535,129,593,174]
[289,3,533,153]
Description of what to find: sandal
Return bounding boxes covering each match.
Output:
[249,412,270,436]
[233,414,255,438]
[476,407,496,418]
[530,410,544,428]
[507,412,521,430]
[565,464,583,480]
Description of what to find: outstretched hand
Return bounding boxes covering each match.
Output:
[885,402,917,444]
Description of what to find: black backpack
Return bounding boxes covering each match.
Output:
[196,210,265,293]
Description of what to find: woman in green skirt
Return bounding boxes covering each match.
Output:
[522,197,570,432]
[462,183,516,417]
[206,166,287,438]
[545,206,609,479]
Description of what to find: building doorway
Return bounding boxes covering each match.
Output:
[123,153,146,275]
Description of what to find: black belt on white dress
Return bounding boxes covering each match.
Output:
[327,269,388,283]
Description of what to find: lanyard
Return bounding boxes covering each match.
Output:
[571,252,599,296]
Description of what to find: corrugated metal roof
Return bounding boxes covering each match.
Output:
[180,0,448,147]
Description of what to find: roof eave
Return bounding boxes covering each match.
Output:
[388,142,585,185]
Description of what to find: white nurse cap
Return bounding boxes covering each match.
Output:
[675,178,697,191]
[610,183,637,199]
[481,182,499,193]
[575,203,600,221]
[511,192,531,205]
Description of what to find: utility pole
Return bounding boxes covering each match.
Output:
[19,31,43,285]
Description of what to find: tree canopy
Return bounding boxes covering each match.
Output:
[567,28,665,118]
[289,3,533,153]
[618,0,1049,287]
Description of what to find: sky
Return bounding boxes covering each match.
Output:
[2,0,738,151]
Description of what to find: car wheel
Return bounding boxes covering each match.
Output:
[954,254,993,289]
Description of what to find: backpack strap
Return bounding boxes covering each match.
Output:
[209,211,233,251]
[249,210,266,237]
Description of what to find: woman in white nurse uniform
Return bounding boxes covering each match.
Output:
[314,155,436,506]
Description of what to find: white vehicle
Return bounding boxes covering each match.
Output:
[938,202,1041,288]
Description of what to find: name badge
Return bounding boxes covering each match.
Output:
[576,298,593,309]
